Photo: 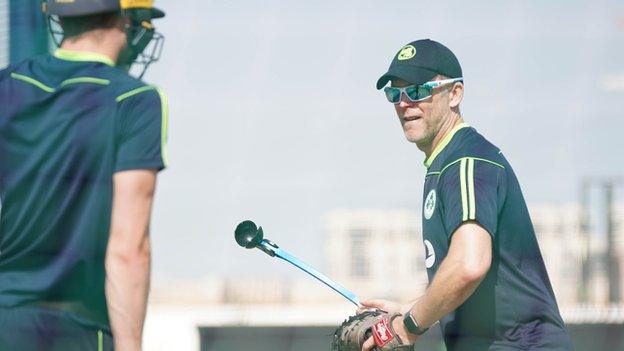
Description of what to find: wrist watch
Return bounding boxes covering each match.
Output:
[403,311,429,335]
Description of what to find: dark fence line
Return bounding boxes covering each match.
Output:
[199,324,624,351]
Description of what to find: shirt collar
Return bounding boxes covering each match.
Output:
[54,49,115,67]
[424,122,470,169]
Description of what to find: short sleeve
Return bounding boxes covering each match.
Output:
[114,87,169,172]
[438,158,506,238]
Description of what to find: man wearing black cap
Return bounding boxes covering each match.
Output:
[358,39,574,350]
[0,1,168,350]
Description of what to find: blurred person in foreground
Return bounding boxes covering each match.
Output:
[358,39,574,351]
[0,0,168,350]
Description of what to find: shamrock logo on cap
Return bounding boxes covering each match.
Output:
[397,45,416,60]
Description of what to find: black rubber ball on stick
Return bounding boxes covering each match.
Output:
[234,220,264,248]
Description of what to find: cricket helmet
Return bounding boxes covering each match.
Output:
[42,0,166,79]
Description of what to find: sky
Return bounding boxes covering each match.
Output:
[127,0,624,281]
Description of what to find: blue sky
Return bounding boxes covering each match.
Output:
[140,0,624,280]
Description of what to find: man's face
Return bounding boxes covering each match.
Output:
[392,77,451,149]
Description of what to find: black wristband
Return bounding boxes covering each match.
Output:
[403,312,429,336]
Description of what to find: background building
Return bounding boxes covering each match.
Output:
[530,202,624,308]
[325,209,427,302]
[145,203,624,350]
[325,205,624,310]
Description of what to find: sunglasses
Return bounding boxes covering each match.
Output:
[383,77,463,104]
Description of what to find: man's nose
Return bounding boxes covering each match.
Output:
[398,92,415,108]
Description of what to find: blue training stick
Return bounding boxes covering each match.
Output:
[235,220,361,307]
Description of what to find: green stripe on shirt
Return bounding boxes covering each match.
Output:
[156,88,170,167]
[11,73,110,92]
[467,158,476,220]
[10,73,55,92]
[460,158,469,221]
[115,86,158,102]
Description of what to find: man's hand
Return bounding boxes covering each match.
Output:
[358,299,413,315]
[358,301,419,351]
[332,310,414,351]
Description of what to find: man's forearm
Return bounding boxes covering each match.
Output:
[105,240,151,351]
[409,223,492,329]
[410,253,485,328]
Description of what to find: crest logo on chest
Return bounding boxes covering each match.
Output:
[424,189,436,220]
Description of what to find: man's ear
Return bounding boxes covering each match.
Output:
[449,82,464,108]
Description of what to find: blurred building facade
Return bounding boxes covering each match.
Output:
[324,209,428,302]
[530,203,624,308]
[324,205,624,309]
[146,204,624,350]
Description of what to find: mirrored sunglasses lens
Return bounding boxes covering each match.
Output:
[417,86,432,100]
[384,88,401,103]
[405,86,420,101]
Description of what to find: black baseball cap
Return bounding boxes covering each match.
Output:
[376,39,462,89]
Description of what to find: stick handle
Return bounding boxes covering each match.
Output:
[258,240,361,307]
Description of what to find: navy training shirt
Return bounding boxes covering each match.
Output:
[0,49,168,331]
[421,123,573,350]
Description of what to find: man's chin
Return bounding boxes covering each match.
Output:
[404,132,431,152]
[404,131,422,144]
